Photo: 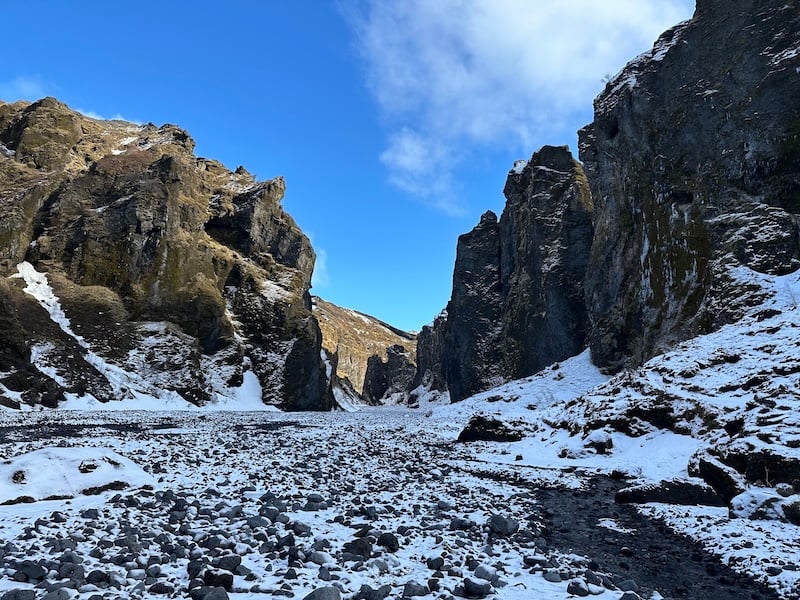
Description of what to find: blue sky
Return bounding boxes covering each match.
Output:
[1,1,694,331]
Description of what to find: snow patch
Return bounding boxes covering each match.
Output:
[260,279,291,302]
[511,159,528,175]
[597,518,636,534]
[771,46,799,66]
[0,447,154,504]
[13,262,87,348]
[111,135,139,155]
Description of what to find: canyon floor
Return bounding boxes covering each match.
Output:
[0,406,794,600]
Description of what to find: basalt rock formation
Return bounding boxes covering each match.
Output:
[410,310,448,396]
[417,147,593,402]
[579,0,800,371]
[362,344,416,404]
[313,296,416,404]
[0,97,331,410]
[417,0,800,400]
[442,210,504,403]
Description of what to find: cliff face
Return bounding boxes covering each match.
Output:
[417,147,593,402]
[410,310,448,395]
[442,210,504,403]
[0,97,331,410]
[417,1,800,401]
[313,296,416,404]
[579,0,800,371]
[499,146,594,380]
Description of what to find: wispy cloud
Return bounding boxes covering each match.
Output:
[0,76,50,102]
[74,108,137,123]
[311,245,330,289]
[379,127,465,215]
[346,0,694,213]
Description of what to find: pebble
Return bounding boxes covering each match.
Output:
[463,576,493,598]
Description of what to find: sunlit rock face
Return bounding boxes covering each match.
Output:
[312,296,416,405]
[579,0,800,372]
[0,97,331,410]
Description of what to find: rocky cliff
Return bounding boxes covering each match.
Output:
[417,146,593,402]
[579,0,800,372]
[417,0,800,401]
[0,97,331,410]
[313,297,416,404]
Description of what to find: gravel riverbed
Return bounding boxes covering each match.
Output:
[0,410,785,600]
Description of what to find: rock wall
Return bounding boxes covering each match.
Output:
[418,1,800,399]
[498,145,594,379]
[417,146,593,402]
[0,97,331,410]
[579,0,800,371]
[362,344,416,404]
[442,210,504,403]
[410,310,448,394]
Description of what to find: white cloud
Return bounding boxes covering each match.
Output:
[379,127,465,215]
[0,76,49,102]
[75,108,136,123]
[347,0,695,212]
[312,246,330,289]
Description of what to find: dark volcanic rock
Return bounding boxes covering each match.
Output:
[442,210,503,403]
[579,1,800,372]
[417,146,593,402]
[457,415,523,443]
[615,479,725,507]
[498,145,593,385]
[0,97,332,410]
[410,310,448,394]
[688,451,747,503]
[362,344,416,404]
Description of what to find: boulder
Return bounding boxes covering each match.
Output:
[457,415,523,443]
[615,479,725,506]
[688,451,747,502]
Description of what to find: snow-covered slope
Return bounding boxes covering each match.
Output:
[423,264,800,597]
[0,447,154,504]
[5,262,275,412]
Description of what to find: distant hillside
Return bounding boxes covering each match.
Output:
[313,297,415,404]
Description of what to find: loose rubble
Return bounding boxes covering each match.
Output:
[0,409,787,599]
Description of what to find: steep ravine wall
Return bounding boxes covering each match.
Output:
[415,0,800,401]
[418,146,593,403]
[0,97,331,410]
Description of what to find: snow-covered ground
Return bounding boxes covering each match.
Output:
[0,410,632,600]
[1,264,799,598]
